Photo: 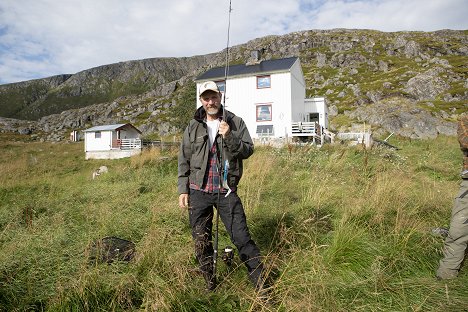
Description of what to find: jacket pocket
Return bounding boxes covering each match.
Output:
[190,136,207,169]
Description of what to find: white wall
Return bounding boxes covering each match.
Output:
[289,60,307,136]
[85,131,113,152]
[85,149,141,160]
[304,97,329,129]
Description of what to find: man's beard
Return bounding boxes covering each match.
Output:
[205,106,219,116]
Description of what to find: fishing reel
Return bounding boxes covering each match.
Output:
[221,246,234,267]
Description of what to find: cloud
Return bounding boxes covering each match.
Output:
[0,0,467,84]
[306,0,468,31]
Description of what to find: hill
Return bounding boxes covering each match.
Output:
[0,29,466,140]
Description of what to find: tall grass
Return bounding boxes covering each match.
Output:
[0,134,467,311]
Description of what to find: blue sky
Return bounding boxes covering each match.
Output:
[0,0,467,85]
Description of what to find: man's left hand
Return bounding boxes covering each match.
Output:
[219,121,230,138]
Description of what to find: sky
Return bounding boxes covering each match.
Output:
[0,0,467,85]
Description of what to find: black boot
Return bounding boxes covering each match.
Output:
[194,236,215,291]
[200,257,216,291]
[203,271,216,291]
[248,264,265,290]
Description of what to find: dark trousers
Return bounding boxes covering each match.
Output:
[189,189,263,284]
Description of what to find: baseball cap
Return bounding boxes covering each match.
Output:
[199,81,220,95]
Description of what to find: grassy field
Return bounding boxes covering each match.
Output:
[0,134,467,311]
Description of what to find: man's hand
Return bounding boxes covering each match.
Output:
[219,121,230,138]
[179,193,189,208]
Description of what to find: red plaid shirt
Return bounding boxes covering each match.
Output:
[190,143,226,193]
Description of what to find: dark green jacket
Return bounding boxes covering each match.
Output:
[178,106,254,194]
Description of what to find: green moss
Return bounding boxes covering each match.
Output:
[136,111,152,120]
[330,113,355,128]
[421,100,467,115]
[444,55,468,74]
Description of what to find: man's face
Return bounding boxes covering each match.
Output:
[200,90,221,116]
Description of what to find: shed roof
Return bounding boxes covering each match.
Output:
[84,123,141,133]
[196,57,299,81]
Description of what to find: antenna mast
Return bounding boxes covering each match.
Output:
[213,0,233,289]
[222,0,232,115]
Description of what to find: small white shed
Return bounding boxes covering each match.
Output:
[83,123,142,160]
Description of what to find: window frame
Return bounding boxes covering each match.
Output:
[94,131,101,139]
[256,125,274,136]
[256,103,272,122]
[256,75,271,89]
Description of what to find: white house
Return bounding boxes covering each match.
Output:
[83,123,142,160]
[195,56,328,141]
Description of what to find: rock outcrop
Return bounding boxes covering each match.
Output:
[345,98,457,139]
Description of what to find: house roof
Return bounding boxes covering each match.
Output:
[196,57,299,81]
[84,123,142,133]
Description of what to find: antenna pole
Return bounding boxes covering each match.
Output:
[213,0,232,289]
[222,0,232,117]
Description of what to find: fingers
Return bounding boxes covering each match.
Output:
[179,193,189,208]
[219,121,230,137]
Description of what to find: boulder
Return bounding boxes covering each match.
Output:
[404,69,450,100]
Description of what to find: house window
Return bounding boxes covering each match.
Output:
[257,75,271,89]
[256,125,274,136]
[215,80,225,92]
[256,104,272,121]
[95,131,101,139]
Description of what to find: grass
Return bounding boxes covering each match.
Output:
[0,134,467,311]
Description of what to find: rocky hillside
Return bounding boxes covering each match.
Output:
[0,56,219,120]
[0,29,466,141]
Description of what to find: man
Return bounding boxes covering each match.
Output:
[178,81,264,291]
[436,114,468,280]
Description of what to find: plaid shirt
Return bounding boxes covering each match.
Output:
[190,142,226,193]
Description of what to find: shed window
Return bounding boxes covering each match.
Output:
[95,131,101,139]
[257,75,271,89]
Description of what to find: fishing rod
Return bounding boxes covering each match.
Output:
[213,0,232,288]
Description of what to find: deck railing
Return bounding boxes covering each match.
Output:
[291,122,317,136]
[112,138,142,150]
